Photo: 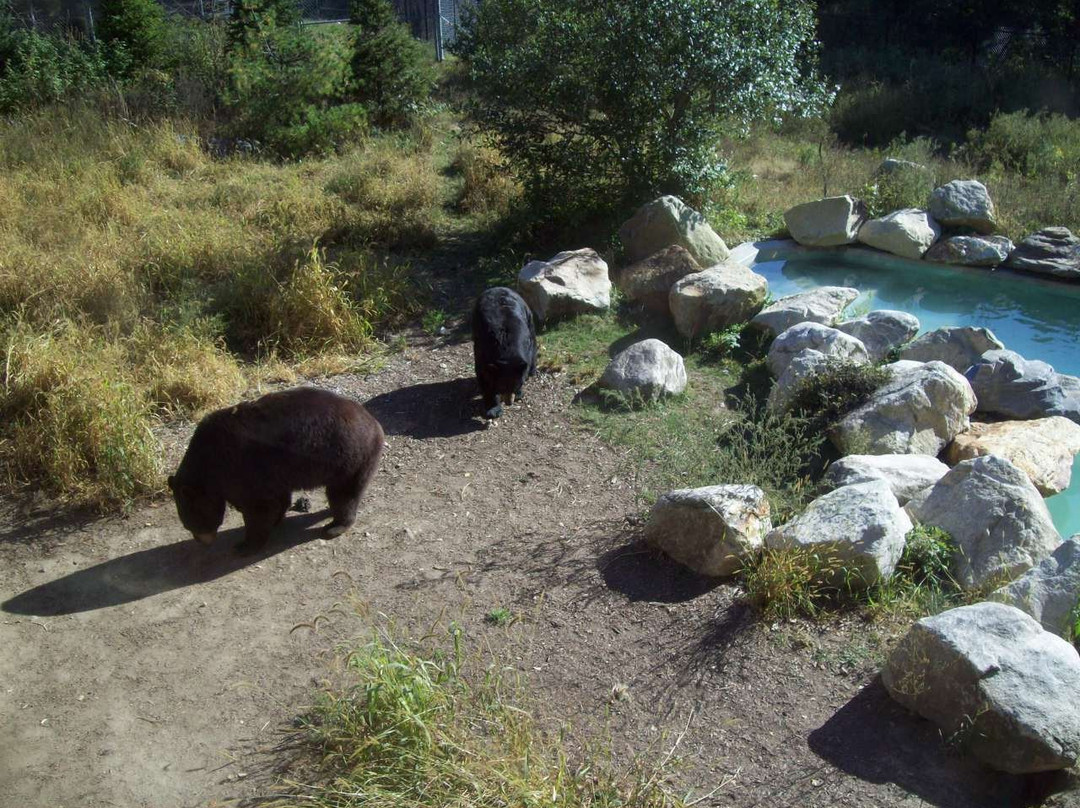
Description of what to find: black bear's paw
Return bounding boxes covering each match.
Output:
[324,522,353,538]
[484,404,504,420]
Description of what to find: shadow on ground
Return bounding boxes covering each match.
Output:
[598,537,723,603]
[809,678,1078,808]
[2,511,330,616]
[364,377,486,439]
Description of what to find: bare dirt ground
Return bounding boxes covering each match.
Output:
[2,332,1078,808]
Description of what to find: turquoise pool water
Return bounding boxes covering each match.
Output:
[751,245,1080,538]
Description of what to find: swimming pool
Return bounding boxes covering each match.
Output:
[737,240,1080,538]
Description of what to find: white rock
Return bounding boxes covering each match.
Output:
[598,339,686,402]
[518,248,611,321]
[831,361,976,456]
[997,537,1080,639]
[767,322,869,379]
[945,416,1080,496]
[836,310,920,362]
[765,480,913,589]
[783,195,867,247]
[645,484,771,577]
[928,180,997,234]
[616,245,701,313]
[618,196,729,267]
[749,286,860,339]
[906,455,1062,590]
[899,326,1004,373]
[924,235,1014,267]
[882,602,1080,773]
[857,208,941,259]
[822,454,950,505]
[965,349,1080,425]
[668,262,768,339]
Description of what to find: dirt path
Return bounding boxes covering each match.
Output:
[1,335,1076,808]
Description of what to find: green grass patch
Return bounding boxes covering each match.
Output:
[265,628,689,807]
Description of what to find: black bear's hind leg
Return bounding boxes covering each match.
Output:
[236,498,287,555]
[325,465,375,538]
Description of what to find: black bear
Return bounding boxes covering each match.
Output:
[168,387,384,554]
[472,287,538,419]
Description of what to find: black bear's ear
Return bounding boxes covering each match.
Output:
[167,475,176,490]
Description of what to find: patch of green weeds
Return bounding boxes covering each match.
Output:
[421,308,448,334]
[484,606,514,626]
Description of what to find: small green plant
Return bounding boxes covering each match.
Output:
[699,324,743,360]
[1067,596,1080,646]
[786,359,890,433]
[484,606,514,626]
[740,547,847,620]
[866,524,965,619]
[421,308,447,335]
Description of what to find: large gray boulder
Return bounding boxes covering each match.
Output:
[965,349,1080,424]
[928,180,997,234]
[924,235,1014,267]
[765,480,913,589]
[766,322,870,379]
[945,416,1080,496]
[598,339,686,402]
[882,602,1080,773]
[831,361,976,456]
[997,537,1080,639]
[822,453,950,505]
[619,196,729,267]
[1004,227,1080,280]
[749,286,860,339]
[668,262,768,339]
[766,349,830,414]
[836,309,920,362]
[857,208,941,259]
[783,195,867,247]
[898,326,1004,373]
[616,245,701,313]
[645,484,771,577]
[518,248,611,321]
[906,455,1062,590]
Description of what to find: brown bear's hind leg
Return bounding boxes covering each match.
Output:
[325,465,375,538]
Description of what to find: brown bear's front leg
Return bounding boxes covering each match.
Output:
[236,494,290,555]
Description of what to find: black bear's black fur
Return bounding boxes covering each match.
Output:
[168,387,384,554]
[472,287,538,419]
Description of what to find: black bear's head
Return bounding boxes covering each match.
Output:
[167,475,225,545]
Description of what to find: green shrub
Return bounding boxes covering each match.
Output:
[98,0,168,77]
[963,110,1080,181]
[741,547,845,620]
[349,0,435,127]
[787,360,890,433]
[698,324,743,360]
[455,0,830,215]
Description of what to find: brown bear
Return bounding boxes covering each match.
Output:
[168,387,384,554]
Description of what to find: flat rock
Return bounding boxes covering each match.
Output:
[822,454,950,505]
[668,262,768,339]
[598,339,686,402]
[1004,227,1080,280]
[997,537,1080,639]
[965,349,1080,424]
[767,322,869,379]
[783,195,867,247]
[857,208,941,259]
[899,326,1004,373]
[618,196,729,267]
[831,361,976,456]
[877,157,931,177]
[518,248,611,321]
[906,455,1062,590]
[645,484,771,577]
[767,348,830,414]
[946,416,1080,496]
[924,235,1014,267]
[836,310,920,362]
[882,602,1080,773]
[765,480,912,589]
[616,245,701,313]
[749,286,859,339]
[928,179,997,234]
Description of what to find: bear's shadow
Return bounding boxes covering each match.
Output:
[1,511,330,617]
[364,377,486,439]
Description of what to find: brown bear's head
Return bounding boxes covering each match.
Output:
[167,475,225,545]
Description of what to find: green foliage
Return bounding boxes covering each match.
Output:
[741,547,844,620]
[698,324,743,360]
[0,7,107,112]
[1069,597,1080,646]
[786,359,890,433]
[98,0,167,77]
[963,111,1080,181]
[226,0,301,53]
[865,524,966,620]
[484,607,514,626]
[349,0,434,126]
[455,0,830,215]
[859,147,936,218]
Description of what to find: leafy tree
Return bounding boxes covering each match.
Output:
[227,0,301,54]
[348,0,434,126]
[454,0,830,212]
[98,0,167,75]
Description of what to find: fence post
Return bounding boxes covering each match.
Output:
[434,0,444,61]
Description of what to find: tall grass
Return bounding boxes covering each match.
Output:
[0,103,439,509]
[267,629,687,808]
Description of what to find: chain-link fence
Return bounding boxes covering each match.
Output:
[6,0,466,54]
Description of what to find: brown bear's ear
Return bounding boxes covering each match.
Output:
[167,475,176,490]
